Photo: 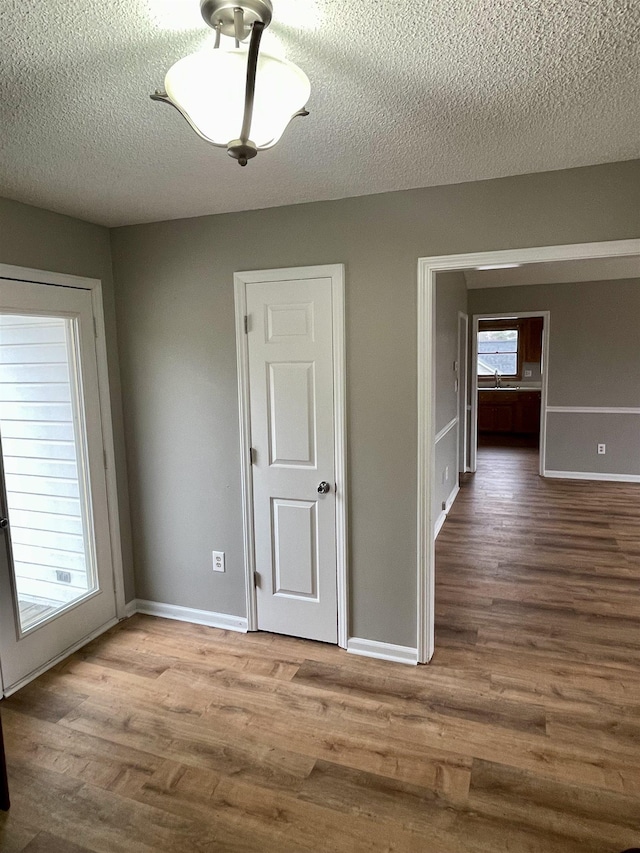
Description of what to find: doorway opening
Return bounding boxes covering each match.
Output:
[471,311,549,479]
[417,239,640,663]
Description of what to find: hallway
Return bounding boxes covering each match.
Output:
[432,445,640,847]
[436,445,640,664]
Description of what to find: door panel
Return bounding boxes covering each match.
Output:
[271,498,318,598]
[247,276,337,644]
[268,362,316,466]
[0,280,116,693]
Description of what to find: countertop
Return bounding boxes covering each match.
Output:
[478,386,541,392]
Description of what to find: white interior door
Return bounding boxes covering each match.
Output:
[0,279,116,694]
[246,275,338,644]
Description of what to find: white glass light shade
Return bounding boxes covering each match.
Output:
[164,46,310,149]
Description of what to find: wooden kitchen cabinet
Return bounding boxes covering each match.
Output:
[478,403,510,432]
[477,404,495,432]
[477,391,514,433]
[523,317,543,363]
[513,392,541,434]
[478,390,540,435]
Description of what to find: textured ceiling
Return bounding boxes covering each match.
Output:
[1,0,639,227]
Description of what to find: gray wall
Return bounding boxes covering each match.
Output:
[434,428,459,531]
[111,160,640,649]
[545,413,640,476]
[469,277,640,477]
[435,272,467,433]
[0,197,135,601]
[434,272,467,530]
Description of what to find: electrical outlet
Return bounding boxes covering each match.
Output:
[212,551,225,572]
[442,466,449,484]
[56,570,71,584]
[597,443,606,455]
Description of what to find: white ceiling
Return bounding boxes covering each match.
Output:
[464,256,640,289]
[1,0,639,227]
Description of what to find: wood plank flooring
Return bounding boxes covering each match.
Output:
[2,444,640,851]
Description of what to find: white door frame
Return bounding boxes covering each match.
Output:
[234,264,348,648]
[470,311,550,475]
[457,311,468,474]
[0,263,126,693]
[417,238,640,664]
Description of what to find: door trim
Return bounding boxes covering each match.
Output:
[234,264,348,648]
[0,263,126,626]
[457,312,468,474]
[347,637,418,666]
[417,238,640,664]
[469,311,550,476]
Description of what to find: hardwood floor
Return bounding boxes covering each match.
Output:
[1,445,640,852]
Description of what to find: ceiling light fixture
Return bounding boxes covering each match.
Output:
[151,0,310,166]
[475,263,523,271]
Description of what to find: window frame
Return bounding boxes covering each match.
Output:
[477,319,523,380]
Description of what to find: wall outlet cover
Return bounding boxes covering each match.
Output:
[597,444,606,455]
[212,551,225,572]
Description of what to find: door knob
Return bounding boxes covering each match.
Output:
[0,518,8,530]
[317,481,330,494]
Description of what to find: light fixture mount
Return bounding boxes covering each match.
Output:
[200,0,273,39]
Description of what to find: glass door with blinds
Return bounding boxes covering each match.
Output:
[0,278,116,694]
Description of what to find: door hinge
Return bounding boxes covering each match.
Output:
[254,570,261,588]
[244,315,249,334]
[93,317,98,338]
[103,449,108,469]
[249,447,256,464]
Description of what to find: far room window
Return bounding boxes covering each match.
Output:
[478,328,519,377]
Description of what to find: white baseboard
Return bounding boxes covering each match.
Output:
[2,617,119,697]
[124,599,137,618]
[434,510,447,539]
[544,470,640,484]
[546,406,640,414]
[132,599,248,633]
[347,637,418,666]
[446,482,461,511]
[435,482,461,539]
